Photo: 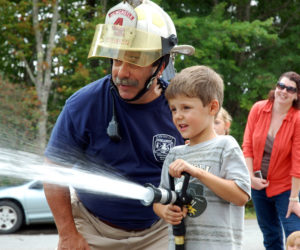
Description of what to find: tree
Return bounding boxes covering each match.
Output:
[0,0,59,150]
[159,0,299,143]
[0,0,299,147]
[0,0,108,150]
[0,76,40,152]
[32,0,59,150]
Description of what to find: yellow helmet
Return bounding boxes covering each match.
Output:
[88,0,178,67]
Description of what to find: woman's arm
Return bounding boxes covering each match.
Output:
[286,177,300,218]
[286,112,300,218]
[245,157,269,190]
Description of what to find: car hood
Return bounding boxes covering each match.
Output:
[0,183,30,198]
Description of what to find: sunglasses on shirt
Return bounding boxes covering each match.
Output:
[276,82,297,94]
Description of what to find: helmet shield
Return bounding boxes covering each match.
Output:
[88,24,163,67]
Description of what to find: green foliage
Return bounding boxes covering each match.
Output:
[0,176,26,187]
[0,77,41,151]
[169,1,298,144]
[0,0,299,146]
[245,199,256,219]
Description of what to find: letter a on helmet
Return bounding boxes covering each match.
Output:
[88,0,178,67]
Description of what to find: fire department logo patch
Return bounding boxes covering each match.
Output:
[152,134,176,162]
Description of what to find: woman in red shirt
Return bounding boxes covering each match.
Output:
[243,71,300,250]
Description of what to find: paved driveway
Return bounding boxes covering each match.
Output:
[0,219,265,250]
[243,219,264,250]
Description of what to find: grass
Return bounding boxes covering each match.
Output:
[245,203,256,219]
[0,176,27,187]
[245,209,256,219]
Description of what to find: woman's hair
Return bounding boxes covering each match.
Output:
[217,107,232,135]
[165,65,224,108]
[268,71,300,109]
[286,231,300,248]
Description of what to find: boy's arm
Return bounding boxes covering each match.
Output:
[153,203,166,219]
[169,159,249,206]
[194,169,249,206]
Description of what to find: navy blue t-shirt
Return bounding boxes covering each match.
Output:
[45,75,184,230]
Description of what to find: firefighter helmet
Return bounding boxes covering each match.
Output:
[88,0,177,67]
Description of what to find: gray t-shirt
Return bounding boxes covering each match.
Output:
[160,135,251,250]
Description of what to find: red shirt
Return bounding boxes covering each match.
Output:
[242,100,300,197]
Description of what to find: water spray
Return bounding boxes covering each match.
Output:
[0,148,151,202]
[0,147,206,250]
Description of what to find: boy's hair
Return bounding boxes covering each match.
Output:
[286,231,300,248]
[218,107,232,135]
[165,65,224,108]
[218,107,232,123]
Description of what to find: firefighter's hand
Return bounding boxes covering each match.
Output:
[57,231,90,250]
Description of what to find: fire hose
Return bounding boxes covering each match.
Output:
[141,172,207,250]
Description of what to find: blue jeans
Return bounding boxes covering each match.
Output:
[252,189,300,250]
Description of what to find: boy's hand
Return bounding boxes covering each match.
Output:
[169,159,197,178]
[159,204,186,225]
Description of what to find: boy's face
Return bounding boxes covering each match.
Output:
[168,95,218,145]
[288,237,300,250]
[214,112,230,135]
[214,114,226,135]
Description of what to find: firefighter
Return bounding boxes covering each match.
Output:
[44,1,192,249]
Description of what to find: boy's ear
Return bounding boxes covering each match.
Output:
[225,121,231,130]
[225,121,231,135]
[210,99,220,116]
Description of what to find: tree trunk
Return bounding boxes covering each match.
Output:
[30,0,59,151]
[100,0,107,14]
[37,104,48,152]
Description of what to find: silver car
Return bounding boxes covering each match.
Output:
[0,180,54,234]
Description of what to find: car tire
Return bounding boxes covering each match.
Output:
[0,200,24,234]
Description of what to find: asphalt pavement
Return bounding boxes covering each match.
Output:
[0,219,265,250]
[243,219,264,250]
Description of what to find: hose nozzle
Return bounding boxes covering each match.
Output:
[141,183,177,206]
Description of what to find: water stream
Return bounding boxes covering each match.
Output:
[0,147,153,203]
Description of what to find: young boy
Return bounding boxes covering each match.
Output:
[286,231,300,250]
[153,65,251,249]
[214,107,232,135]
